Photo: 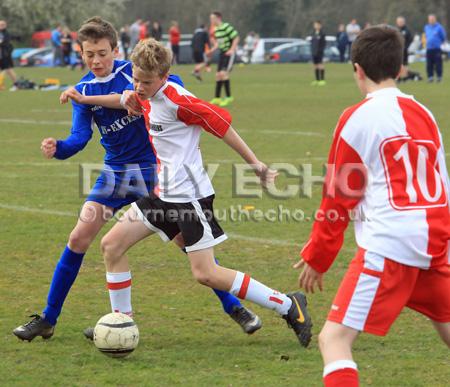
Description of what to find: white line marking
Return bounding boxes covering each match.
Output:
[0,204,75,217]
[227,232,297,247]
[0,118,71,125]
[31,109,68,113]
[0,203,298,247]
[1,161,81,166]
[239,129,324,137]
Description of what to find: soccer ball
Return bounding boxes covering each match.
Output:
[93,312,139,358]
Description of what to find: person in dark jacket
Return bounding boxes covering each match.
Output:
[120,25,131,60]
[191,24,210,81]
[336,24,348,62]
[0,20,18,90]
[151,21,163,41]
[396,16,422,82]
[311,20,326,86]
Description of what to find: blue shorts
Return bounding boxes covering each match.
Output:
[86,163,156,211]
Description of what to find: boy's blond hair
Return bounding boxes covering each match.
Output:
[130,38,172,77]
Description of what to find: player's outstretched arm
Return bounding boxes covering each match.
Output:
[60,88,142,115]
[222,126,278,187]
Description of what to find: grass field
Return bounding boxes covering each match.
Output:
[1,62,449,386]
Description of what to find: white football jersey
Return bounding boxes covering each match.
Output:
[302,88,449,271]
[141,81,231,203]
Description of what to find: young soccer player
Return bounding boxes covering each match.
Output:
[295,25,450,386]
[208,11,239,107]
[13,17,260,342]
[310,20,326,86]
[98,38,313,348]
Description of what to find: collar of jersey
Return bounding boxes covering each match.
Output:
[150,81,169,100]
[80,61,129,85]
[366,87,403,98]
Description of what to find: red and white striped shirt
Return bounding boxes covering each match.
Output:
[301,88,450,272]
[141,81,231,202]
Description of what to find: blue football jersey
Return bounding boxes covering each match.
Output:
[54,60,184,166]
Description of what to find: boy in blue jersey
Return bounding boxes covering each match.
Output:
[13,17,260,342]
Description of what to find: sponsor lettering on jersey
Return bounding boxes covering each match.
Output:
[100,114,141,135]
[150,123,163,132]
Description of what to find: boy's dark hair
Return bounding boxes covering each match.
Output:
[78,16,118,50]
[211,11,222,19]
[351,25,403,83]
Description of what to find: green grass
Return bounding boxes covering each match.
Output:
[1,62,449,386]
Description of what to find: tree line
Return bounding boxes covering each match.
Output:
[1,0,448,43]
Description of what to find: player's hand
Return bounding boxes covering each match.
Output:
[121,90,143,116]
[60,87,85,104]
[253,161,279,188]
[225,49,234,56]
[294,259,324,293]
[41,137,57,159]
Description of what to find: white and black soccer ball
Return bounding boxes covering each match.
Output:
[93,312,139,358]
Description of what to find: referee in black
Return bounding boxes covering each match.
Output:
[191,25,210,81]
[208,11,239,107]
[311,20,326,86]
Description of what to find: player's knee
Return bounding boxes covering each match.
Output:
[191,266,214,286]
[100,234,121,261]
[68,228,92,252]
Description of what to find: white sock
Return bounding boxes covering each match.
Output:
[230,271,292,315]
[106,271,132,316]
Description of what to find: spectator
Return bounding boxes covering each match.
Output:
[191,24,210,81]
[310,20,326,86]
[71,41,85,71]
[396,16,418,82]
[336,24,348,63]
[140,21,149,40]
[61,27,72,66]
[243,31,258,64]
[129,19,141,50]
[120,25,131,60]
[346,18,360,57]
[169,21,180,64]
[51,24,64,66]
[0,20,18,90]
[424,14,447,82]
[151,21,162,41]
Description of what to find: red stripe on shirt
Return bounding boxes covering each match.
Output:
[397,97,449,267]
[163,85,231,138]
[301,98,370,273]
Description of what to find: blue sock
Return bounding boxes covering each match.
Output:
[43,246,85,325]
[213,258,242,314]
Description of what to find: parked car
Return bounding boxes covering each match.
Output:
[269,40,340,63]
[19,47,53,66]
[38,51,78,67]
[164,40,243,65]
[250,38,303,63]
